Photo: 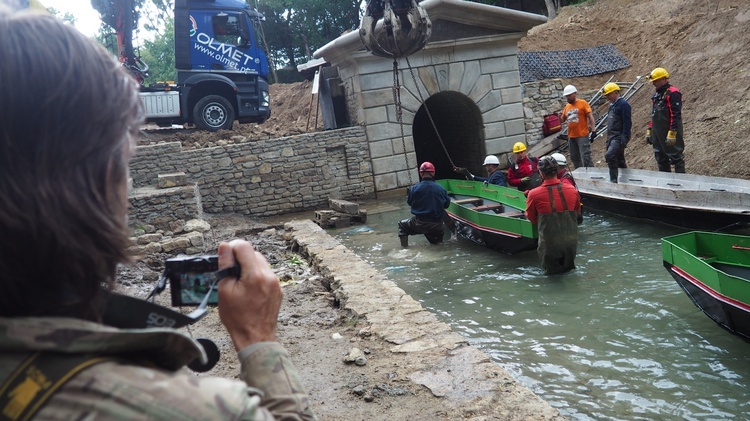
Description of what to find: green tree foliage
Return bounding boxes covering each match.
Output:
[139,17,177,83]
[257,0,361,68]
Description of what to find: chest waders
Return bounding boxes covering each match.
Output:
[651,89,685,172]
[537,184,579,275]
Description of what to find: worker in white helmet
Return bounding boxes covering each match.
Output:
[560,84,596,168]
[453,155,507,186]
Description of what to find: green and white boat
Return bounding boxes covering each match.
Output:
[437,179,537,254]
[662,231,750,339]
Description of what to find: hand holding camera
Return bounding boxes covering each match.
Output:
[218,240,283,351]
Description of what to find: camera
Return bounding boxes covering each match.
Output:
[165,255,225,307]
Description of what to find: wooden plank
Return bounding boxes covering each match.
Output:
[454,197,483,206]
[473,203,504,212]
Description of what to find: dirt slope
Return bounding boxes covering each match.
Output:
[138,81,319,148]
[520,0,750,178]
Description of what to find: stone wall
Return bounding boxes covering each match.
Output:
[522,78,565,145]
[128,184,204,232]
[333,34,529,192]
[128,127,375,218]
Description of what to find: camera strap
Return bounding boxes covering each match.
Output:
[101,291,202,329]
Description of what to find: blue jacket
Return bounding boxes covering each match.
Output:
[606,97,632,144]
[473,170,507,186]
[407,179,450,221]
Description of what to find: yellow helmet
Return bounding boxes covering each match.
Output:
[512,142,527,153]
[648,67,669,81]
[600,82,620,95]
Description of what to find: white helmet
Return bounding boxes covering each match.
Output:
[483,155,500,165]
[551,153,567,166]
[563,85,577,96]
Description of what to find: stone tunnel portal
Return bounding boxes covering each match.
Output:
[412,91,485,181]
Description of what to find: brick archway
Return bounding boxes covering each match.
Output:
[413,91,485,180]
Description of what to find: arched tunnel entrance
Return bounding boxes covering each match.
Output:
[413,91,485,180]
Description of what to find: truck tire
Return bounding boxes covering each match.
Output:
[193,95,234,131]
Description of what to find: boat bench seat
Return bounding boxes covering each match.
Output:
[454,197,483,206]
[473,203,504,213]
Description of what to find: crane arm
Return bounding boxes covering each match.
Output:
[91,0,149,82]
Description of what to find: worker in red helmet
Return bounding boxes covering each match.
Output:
[398,162,450,247]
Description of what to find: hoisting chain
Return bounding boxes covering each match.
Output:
[392,59,413,185]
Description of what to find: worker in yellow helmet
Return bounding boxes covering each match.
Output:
[646,67,685,173]
[600,83,631,183]
[507,142,541,191]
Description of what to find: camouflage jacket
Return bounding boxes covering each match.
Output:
[0,317,315,420]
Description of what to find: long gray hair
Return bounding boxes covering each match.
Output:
[0,8,144,318]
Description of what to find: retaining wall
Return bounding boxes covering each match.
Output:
[128,127,375,219]
[522,78,565,144]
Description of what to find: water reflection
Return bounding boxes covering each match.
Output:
[333,197,750,420]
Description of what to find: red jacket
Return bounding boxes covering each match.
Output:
[525,178,581,224]
[507,156,538,187]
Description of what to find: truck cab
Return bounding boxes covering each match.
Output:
[141,0,271,130]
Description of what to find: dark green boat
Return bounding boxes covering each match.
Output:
[437,179,537,254]
[662,231,750,339]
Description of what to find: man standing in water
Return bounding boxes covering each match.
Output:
[398,162,451,247]
[525,156,582,275]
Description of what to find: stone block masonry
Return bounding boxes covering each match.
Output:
[129,127,375,218]
[129,184,204,232]
[522,79,565,145]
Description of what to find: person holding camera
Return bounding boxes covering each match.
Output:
[0,8,314,420]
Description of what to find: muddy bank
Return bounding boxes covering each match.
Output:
[282,219,563,420]
[119,215,563,419]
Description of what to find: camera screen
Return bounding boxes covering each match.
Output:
[165,255,223,307]
[176,271,219,306]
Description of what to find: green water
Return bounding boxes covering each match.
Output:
[332,197,750,420]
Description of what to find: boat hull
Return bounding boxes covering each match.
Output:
[573,167,750,231]
[448,211,538,254]
[662,231,750,340]
[663,262,750,339]
[437,179,537,254]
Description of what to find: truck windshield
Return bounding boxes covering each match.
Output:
[212,13,245,46]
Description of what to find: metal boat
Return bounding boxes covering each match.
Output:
[572,167,750,231]
[662,231,750,339]
[437,179,537,254]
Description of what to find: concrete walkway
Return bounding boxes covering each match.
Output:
[285,219,564,419]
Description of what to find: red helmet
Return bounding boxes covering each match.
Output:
[419,162,435,172]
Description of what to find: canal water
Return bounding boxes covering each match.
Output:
[331,197,750,420]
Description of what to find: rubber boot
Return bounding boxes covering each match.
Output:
[657,163,671,172]
[674,160,686,174]
[399,236,408,247]
[608,165,618,183]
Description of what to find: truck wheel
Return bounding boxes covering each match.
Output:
[193,95,234,131]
